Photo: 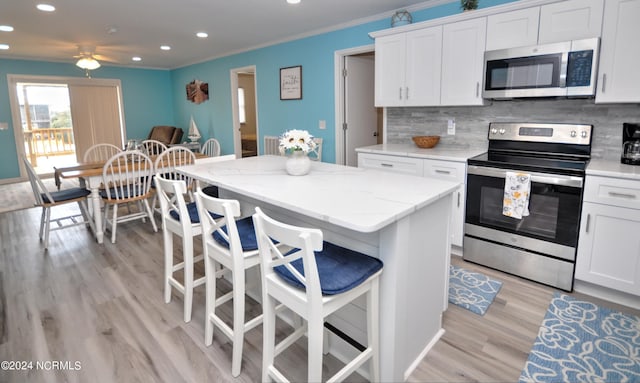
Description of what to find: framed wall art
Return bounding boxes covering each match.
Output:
[186,79,209,104]
[280,65,302,100]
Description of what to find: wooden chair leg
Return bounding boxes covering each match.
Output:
[163,230,174,304]
[43,208,52,250]
[231,269,246,377]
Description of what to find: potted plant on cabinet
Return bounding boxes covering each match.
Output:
[461,0,478,11]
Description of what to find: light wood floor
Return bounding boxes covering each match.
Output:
[1,205,638,383]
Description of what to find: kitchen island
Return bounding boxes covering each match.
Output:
[177,155,459,382]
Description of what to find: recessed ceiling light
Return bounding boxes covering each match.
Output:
[287,0,301,4]
[132,56,142,62]
[0,25,14,32]
[0,44,9,50]
[160,45,171,51]
[37,4,56,12]
[196,32,208,38]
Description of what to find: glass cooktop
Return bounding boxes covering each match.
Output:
[468,151,588,176]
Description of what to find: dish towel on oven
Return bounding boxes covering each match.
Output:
[503,172,531,219]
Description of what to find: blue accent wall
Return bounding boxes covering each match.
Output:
[0,0,520,180]
[0,59,173,179]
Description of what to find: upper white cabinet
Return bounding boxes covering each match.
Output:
[538,0,604,43]
[486,0,603,50]
[486,7,540,50]
[441,17,487,106]
[374,26,442,107]
[596,0,640,104]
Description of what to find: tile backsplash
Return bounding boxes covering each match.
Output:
[386,98,640,161]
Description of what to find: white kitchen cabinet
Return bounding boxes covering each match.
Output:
[374,26,442,107]
[486,7,540,51]
[596,0,640,103]
[576,175,640,296]
[423,159,466,248]
[441,17,487,106]
[486,0,603,51]
[538,0,604,43]
[358,152,467,249]
[357,152,424,176]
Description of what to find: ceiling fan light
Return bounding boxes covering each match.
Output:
[76,57,101,70]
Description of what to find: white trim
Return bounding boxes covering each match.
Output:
[370,0,567,38]
[404,328,445,380]
[333,44,375,166]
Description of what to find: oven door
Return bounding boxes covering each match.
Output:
[465,165,583,261]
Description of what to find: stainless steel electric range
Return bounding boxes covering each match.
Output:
[464,122,592,291]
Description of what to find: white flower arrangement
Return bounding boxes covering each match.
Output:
[279,129,317,154]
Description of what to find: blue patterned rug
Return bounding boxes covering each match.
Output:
[520,293,640,383]
[448,265,503,316]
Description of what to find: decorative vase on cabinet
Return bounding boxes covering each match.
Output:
[285,150,311,176]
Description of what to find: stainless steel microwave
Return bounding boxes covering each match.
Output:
[483,38,599,99]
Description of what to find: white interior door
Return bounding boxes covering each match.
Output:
[345,55,377,167]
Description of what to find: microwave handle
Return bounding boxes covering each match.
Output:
[559,52,568,88]
[467,165,583,188]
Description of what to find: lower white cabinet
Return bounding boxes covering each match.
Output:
[575,175,640,295]
[358,152,466,248]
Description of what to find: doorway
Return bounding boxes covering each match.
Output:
[335,45,382,167]
[8,75,126,178]
[230,66,258,158]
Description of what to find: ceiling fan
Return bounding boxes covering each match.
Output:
[73,45,114,76]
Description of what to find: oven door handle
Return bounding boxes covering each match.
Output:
[467,165,584,188]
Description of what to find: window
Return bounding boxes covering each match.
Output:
[238,87,246,124]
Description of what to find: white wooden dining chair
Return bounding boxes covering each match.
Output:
[252,207,383,383]
[23,156,93,251]
[141,139,167,156]
[83,143,123,163]
[194,188,264,377]
[152,146,197,212]
[101,150,157,243]
[155,174,208,323]
[201,138,221,157]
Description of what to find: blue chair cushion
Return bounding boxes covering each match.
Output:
[100,185,146,199]
[169,202,221,223]
[42,187,91,204]
[212,216,259,252]
[274,242,383,295]
[202,185,219,198]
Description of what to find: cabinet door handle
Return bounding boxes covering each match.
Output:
[399,87,403,100]
[457,191,461,207]
[602,74,607,93]
[476,82,480,97]
[585,213,591,233]
[381,163,393,168]
[608,191,636,199]
[435,169,451,175]
[406,87,409,100]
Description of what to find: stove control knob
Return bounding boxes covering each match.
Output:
[490,128,498,135]
[570,130,577,138]
[581,131,588,138]
[499,128,506,135]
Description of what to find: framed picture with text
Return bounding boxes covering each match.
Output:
[280,65,302,100]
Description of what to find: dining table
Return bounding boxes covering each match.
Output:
[176,155,459,382]
[54,152,208,244]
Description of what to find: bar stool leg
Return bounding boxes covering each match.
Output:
[163,230,174,303]
[183,237,194,323]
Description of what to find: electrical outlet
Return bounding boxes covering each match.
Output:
[0,122,8,131]
[319,120,326,130]
[447,119,455,135]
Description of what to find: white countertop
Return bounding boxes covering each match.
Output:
[587,159,640,181]
[178,155,459,233]
[355,143,485,162]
